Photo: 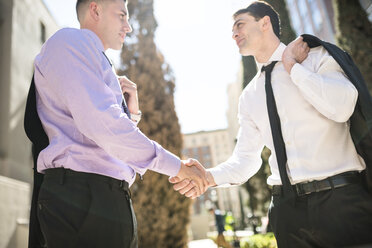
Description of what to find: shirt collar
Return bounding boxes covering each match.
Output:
[81,29,105,52]
[256,42,286,72]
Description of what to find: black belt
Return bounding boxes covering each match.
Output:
[44,167,130,194]
[272,171,361,197]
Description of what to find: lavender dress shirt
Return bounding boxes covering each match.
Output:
[33,28,181,185]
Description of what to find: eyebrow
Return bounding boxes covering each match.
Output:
[232,18,243,31]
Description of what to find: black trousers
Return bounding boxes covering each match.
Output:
[269,182,372,248]
[37,168,138,248]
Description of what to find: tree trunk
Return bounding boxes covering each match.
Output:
[333,0,372,93]
[118,0,190,247]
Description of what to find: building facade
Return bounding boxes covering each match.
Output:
[0,0,59,246]
[0,0,59,183]
[226,63,244,145]
[360,0,372,21]
[285,0,372,44]
[285,0,336,43]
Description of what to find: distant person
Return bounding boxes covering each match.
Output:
[171,1,372,247]
[209,207,231,248]
[24,0,207,247]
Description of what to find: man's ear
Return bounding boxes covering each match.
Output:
[261,15,271,31]
[89,2,101,21]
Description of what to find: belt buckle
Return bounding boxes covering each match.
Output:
[295,183,313,196]
[119,180,126,190]
[295,184,305,196]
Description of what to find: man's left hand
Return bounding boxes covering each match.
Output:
[118,76,139,114]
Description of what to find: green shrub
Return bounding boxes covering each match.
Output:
[240,233,277,248]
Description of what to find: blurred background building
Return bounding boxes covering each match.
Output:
[285,0,336,43]
[285,0,371,44]
[360,0,372,20]
[0,0,58,247]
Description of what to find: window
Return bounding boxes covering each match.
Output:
[297,0,307,18]
[296,0,314,34]
[362,0,372,22]
[309,0,322,31]
[288,9,302,34]
[203,154,211,160]
[202,146,210,154]
[192,147,198,155]
[182,148,189,156]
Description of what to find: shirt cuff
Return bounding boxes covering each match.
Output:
[290,63,313,86]
[130,119,139,126]
[150,145,181,177]
[208,167,234,186]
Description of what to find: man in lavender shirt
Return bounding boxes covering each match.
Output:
[27,0,208,247]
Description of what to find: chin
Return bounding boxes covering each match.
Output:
[239,47,253,56]
[239,49,249,56]
[111,44,123,51]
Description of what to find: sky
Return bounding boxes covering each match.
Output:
[42,0,253,134]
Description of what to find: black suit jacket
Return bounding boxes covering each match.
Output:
[302,34,372,193]
[24,76,48,248]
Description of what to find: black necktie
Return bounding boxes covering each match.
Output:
[102,52,131,119]
[262,61,295,199]
[121,100,131,119]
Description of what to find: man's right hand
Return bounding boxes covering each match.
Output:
[169,159,215,199]
[282,36,310,74]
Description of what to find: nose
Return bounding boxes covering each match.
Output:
[123,20,132,33]
[232,29,239,40]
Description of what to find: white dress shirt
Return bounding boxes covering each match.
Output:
[210,43,366,186]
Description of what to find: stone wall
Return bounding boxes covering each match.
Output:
[0,175,30,248]
[0,0,58,183]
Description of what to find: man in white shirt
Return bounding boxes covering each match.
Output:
[171,1,372,247]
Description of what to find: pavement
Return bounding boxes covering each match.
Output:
[188,239,218,248]
[188,230,253,248]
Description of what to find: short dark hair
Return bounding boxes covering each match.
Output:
[233,1,281,39]
[76,0,127,21]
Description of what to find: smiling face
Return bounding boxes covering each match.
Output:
[232,13,264,56]
[97,0,132,50]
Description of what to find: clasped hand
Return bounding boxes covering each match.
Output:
[169,158,215,199]
[282,36,310,74]
[118,75,139,114]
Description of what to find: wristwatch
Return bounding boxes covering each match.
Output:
[130,110,142,123]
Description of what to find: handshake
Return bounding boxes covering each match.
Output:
[169,159,216,199]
